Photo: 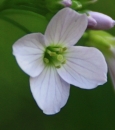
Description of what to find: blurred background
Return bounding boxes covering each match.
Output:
[0,0,115,130]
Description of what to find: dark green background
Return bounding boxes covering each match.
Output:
[0,0,115,130]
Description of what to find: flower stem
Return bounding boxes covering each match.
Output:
[0,15,31,33]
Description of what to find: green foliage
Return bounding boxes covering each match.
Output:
[0,9,48,32]
[0,0,48,15]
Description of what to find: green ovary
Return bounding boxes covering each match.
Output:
[43,45,67,68]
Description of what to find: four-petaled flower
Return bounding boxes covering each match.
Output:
[13,8,107,115]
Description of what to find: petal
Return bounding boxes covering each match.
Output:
[57,46,107,89]
[45,7,87,46]
[13,33,45,77]
[30,67,70,115]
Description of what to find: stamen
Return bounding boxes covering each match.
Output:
[44,58,49,64]
[59,48,63,53]
[47,50,56,56]
[62,59,66,64]
[59,47,67,53]
[50,52,57,56]
[44,45,67,68]
[47,50,52,55]
[50,47,61,52]
[62,47,67,51]
[55,65,61,68]
[57,54,64,62]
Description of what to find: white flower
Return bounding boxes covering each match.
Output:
[13,8,107,115]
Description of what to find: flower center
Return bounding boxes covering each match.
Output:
[43,45,67,68]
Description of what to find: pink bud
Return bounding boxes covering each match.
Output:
[88,11,115,30]
[88,16,97,28]
[61,0,72,7]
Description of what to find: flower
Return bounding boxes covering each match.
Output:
[13,8,107,115]
[87,11,115,30]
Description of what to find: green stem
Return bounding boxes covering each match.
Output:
[0,15,31,33]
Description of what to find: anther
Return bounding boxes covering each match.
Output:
[62,59,66,64]
[44,58,49,64]
[55,65,61,68]
[50,47,61,52]
[59,48,63,53]
[62,47,67,51]
[57,54,64,62]
[47,50,56,56]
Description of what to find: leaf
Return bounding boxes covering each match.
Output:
[0,9,48,33]
[0,0,48,15]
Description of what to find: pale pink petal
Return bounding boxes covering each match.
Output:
[30,67,70,115]
[13,33,45,77]
[45,7,87,46]
[57,46,107,89]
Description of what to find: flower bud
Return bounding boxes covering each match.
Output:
[45,0,72,13]
[71,1,82,10]
[60,0,72,7]
[87,11,115,30]
[88,16,97,28]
